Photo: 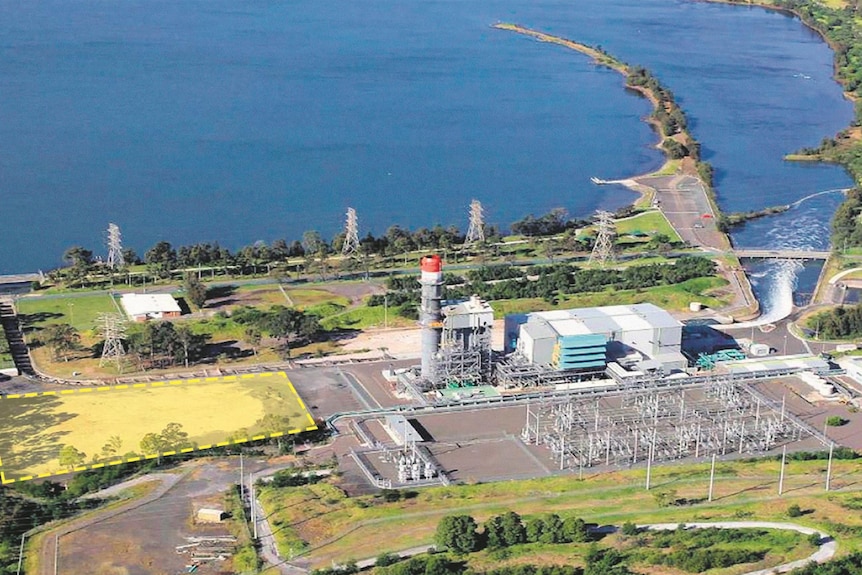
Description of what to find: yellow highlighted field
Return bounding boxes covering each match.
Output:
[0,371,316,483]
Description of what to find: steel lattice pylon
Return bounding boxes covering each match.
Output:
[588,210,616,267]
[98,313,127,371]
[464,199,485,246]
[106,223,125,270]
[342,208,360,257]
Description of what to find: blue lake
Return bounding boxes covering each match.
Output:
[0,0,854,280]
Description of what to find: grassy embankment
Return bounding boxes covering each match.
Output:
[257,456,862,568]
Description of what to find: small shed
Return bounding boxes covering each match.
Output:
[121,293,182,322]
[196,507,226,523]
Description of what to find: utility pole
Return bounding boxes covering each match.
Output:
[239,452,244,500]
[252,481,258,539]
[708,453,716,502]
[16,532,25,575]
[778,445,787,495]
[826,442,835,492]
[645,440,654,490]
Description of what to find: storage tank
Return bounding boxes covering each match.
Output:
[689,302,703,312]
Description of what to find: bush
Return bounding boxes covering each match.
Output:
[787,503,803,518]
[808,532,822,546]
[621,521,639,536]
[376,552,400,567]
[826,416,849,427]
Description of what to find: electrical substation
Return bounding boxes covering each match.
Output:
[308,254,860,490]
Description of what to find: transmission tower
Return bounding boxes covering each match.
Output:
[464,199,485,246]
[342,208,360,257]
[98,313,127,371]
[589,210,617,267]
[106,223,125,269]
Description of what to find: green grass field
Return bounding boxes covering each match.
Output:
[0,372,316,483]
[16,294,120,333]
[615,210,681,242]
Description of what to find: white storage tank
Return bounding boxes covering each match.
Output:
[689,302,703,312]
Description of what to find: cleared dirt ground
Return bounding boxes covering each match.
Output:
[58,459,246,575]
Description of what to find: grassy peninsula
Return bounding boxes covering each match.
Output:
[492,24,720,216]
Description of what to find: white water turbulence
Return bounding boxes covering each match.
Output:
[746,260,803,325]
[729,190,840,328]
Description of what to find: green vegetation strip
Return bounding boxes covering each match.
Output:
[257,456,862,568]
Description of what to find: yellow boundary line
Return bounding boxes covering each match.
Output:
[0,371,317,484]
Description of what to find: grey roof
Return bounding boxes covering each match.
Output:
[522,318,559,340]
[531,303,681,336]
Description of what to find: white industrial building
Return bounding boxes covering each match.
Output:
[120,293,182,322]
[505,303,687,373]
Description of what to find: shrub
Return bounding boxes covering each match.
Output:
[787,503,803,518]
[826,416,849,427]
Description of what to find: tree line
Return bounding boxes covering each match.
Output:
[808,303,862,339]
[55,207,604,286]
[374,257,715,318]
[433,511,598,555]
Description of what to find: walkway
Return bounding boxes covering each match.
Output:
[735,249,831,260]
[0,298,33,375]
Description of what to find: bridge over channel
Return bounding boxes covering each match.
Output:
[733,249,831,260]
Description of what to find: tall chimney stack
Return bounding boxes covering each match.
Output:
[419,254,443,379]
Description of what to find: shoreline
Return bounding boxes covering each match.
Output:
[493,23,758,319]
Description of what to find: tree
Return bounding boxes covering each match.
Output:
[160,422,191,450]
[139,432,167,456]
[145,241,177,278]
[184,272,208,309]
[100,435,123,460]
[58,445,86,470]
[175,324,207,368]
[63,246,93,269]
[563,516,591,542]
[498,511,526,546]
[41,323,81,362]
[245,326,262,356]
[375,553,399,567]
[525,516,545,543]
[539,513,564,543]
[435,514,479,554]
